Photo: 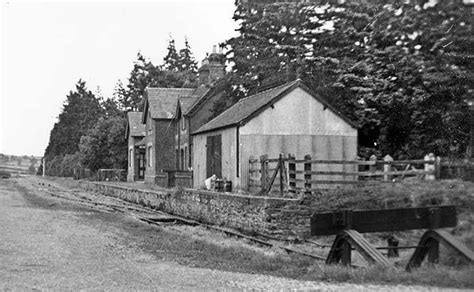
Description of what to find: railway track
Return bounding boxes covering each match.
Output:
[31,179,334,263]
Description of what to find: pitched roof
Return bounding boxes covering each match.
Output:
[192,79,357,135]
[126,111,145,137]
[185,79,226,116]
[146,87,196,120]
[180,96,200,114]
[192,81,297,134]
[190,84,210,101]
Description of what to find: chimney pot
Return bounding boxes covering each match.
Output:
[212,45,217,54]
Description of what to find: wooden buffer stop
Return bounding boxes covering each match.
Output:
[310,206,474,270]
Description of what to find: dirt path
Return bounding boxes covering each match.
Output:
[0,177,459,291]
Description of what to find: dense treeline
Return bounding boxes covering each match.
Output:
[43,36,197,176]
[43,1,472,176]
[224,0,473,159]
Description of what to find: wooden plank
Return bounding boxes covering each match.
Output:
[311,206,457,236]
[289,169,433,176]
[441,161,474,167]
[380,159,434,165]
[266,160,281,193]
[360,170,432,177]
[290,159,433,165]
[292,178,364,184]
[294,159,372,164]
[266,158,289,163]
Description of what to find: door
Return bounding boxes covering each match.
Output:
[137,150,146,180]
[206,135,222,178]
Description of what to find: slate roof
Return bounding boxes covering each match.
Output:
[185,80,226,116]
[126,111,145,137]
[192,79,357,135]
[179,96,200,114]
[192,81,297,134]
[190,85,210,101]
[145,88,196,120]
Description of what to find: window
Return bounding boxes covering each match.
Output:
[184,146,188,170]
[180,149,185,171]
[188,145,192,168]
[181,117,186,131]
[148,111,152,135]
[148,146,152,167]
[175,149,179,170]
[129,149,133,167]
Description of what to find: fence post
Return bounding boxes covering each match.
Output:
[288,153,296,193]
[260,154,268,192]
[383,154,393,181]
[425,153,435,181]
[435,156,441,180]
[304,155,312,195]
[369,155,377,173]
[249,155,255,188]
[356,156,362,181]
[279,153,284,197]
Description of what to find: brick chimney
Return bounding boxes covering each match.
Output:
[198,45,225,85]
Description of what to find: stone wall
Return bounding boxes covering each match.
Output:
[78,181,312,240]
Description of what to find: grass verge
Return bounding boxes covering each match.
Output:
[24,176,474,289]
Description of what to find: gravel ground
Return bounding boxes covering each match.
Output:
[0,177,465,291]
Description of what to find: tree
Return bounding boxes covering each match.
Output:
[43,80,103,175]
[177,37,198,72]
[78,116,128,172]
[116,47,198,112]
[30,156,38,166]
[163,36,180,71]
[115,52,157,111]
[225,0,473,158]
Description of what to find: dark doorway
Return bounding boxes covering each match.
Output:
[137,148,146,180]
[206,135,222,178]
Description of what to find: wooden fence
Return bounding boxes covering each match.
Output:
[249,153,441,196]
[74,168,125,181]
[73,168,93,180]
[440,159,474,182]
[97,169,127,182]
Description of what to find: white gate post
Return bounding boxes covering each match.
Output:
[424,153,435,180]
[383,155,393,181]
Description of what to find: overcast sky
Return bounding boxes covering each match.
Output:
[1,0,237,156]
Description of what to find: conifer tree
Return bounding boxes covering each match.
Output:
[163,36,180,71]
[43,80,102,175]
[178,37,198,72]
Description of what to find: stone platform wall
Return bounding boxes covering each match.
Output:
[78,181,312,240]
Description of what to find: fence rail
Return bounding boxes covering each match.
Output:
[249,153,443,196]
[440,159,474,182]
